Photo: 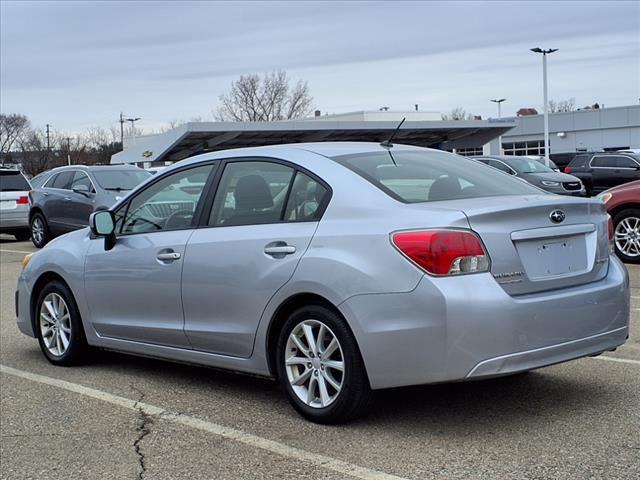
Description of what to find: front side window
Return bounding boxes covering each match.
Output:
[209,161,295,227]
[487,160,513,174]
[120,165,213,234]
[614,156,640,169]
[71,171,94,192]
[333,150,541,203]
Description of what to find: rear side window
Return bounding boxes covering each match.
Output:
[0,171,30,191]
[332,150,540,203]
[51,171,74,190]
[590,156,613,168]
[569,155,589,168]
[284,172,328,221]
[209,161,295,226]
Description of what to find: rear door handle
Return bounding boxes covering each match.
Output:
[157,252,181,261]
[264,245,296,256]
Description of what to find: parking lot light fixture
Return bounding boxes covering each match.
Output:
[530,48,558,166]
[490,99,506,154]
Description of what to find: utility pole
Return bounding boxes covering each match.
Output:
[45,124,51,164]
[119,112,141,151]
[530,48,558,166]
[66,137,71,165]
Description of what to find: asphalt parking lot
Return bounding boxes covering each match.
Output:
[1,236,638,480]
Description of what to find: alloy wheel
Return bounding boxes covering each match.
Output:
[39,292,72,356]
[284,319,345,408]
[615,216,640,258]
[32,218,44,245]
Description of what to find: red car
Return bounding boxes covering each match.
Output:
[600,180,640,263]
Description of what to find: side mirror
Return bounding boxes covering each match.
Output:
[89,210,116,250]
[73,184,91,195]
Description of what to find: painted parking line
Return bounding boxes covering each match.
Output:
[0,249,32,254]
[0,364,407,480]
[592,356,640,366]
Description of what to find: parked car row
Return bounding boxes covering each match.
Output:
[28,165,150,247]
[564,151,640,196]
[472,155,585,196]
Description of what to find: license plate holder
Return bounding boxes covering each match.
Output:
[515,234,588,279]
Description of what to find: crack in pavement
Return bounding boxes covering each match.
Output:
[131,385,154,480]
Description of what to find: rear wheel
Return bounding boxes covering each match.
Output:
[35,280,89,366]
[30,212,50,248]
[276,305,372,424]
[613,208,640,264]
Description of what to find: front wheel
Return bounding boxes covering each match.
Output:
[35,281,89,366]
[276,305,372,424]
[613,208,640,264]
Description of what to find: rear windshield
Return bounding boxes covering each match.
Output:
[0,171,30,191]
[332,150,541,203]
[93,170,151,191]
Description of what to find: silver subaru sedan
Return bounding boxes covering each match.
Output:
[15,142,629,424]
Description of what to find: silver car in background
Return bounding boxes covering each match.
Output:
[0,168,31,241]
[16,143,629,423]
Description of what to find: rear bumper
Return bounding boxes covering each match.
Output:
[0,210,29,230]
[466,326,627,378]
[340,256,629,389]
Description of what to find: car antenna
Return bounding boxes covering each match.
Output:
[380,117,406,148]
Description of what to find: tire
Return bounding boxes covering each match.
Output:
[276,304,372,424]
[30,212,50,248]
[35,280,89,366]
[613,208,640,264]
[14,230,30,242]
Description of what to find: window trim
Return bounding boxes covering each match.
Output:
[589,155,640,170]
[198,156,333,229]
[114,161,220,237]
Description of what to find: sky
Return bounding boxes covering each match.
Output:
[1,0,639,136]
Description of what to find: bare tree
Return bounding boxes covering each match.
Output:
[441,107,474,121]
[548,98,576,113]
[0,113,31,163]
[215,71,313,122]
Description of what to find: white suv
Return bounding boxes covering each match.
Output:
[0,168,31,241]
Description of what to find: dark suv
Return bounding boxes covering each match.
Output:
[564,152,640,196]
[29,165,150,247]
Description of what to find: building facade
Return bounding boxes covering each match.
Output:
[485,104,640,157]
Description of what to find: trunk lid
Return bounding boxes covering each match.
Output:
[434,195,610,295]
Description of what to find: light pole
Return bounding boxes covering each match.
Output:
[119,113,141,150]
[530,48,558,165]
[490,98,506,154]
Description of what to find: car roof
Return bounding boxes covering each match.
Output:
[47,164,144,173]
[171,141,431,169]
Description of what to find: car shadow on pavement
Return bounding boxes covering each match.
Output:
[50,348,616,431]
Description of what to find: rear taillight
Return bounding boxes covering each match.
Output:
[16,196,28,204]
[607,215,614,254]
[391,229,490,276]
[564,166,571,174]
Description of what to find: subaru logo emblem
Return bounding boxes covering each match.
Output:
[549,210,565,223]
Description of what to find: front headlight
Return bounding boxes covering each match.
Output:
[541,180,560,187]
[21,253,32,271]
[598,193,613,203]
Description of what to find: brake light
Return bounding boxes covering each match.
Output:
[391,229,490,276]
[564,166,571,174]
[16,196,28,205]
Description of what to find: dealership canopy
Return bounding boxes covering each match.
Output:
[110,118,516,165]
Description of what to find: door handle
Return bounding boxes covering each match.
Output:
[157,252,181,261]
[264,245,296,256]
[64,197,72,201]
